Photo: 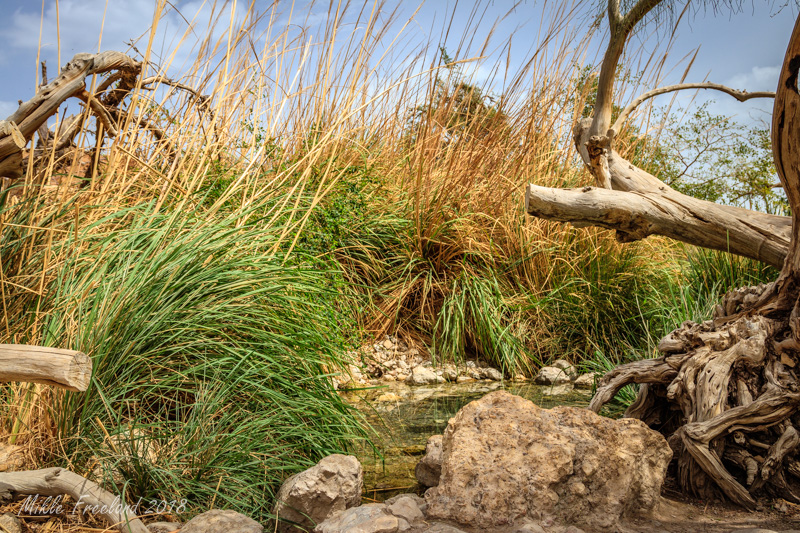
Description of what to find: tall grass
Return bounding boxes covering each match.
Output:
[9,201,366,519]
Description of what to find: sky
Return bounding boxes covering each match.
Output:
[0,0,796,129]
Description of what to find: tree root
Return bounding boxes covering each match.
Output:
[590,281,800,506]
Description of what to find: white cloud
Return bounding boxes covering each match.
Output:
[726,65,780,93]
[0,1,250,78]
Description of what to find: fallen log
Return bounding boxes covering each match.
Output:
[525,183,790,269]
[0,345,91,391]
[0,468,148,533]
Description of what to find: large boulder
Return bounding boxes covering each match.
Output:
[180,510,262,533]
[415,435,442,487]
[274,454,363,532]
[424,391,672,531]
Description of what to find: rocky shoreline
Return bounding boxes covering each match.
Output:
[334,335,599,392]
[266,390,800,533]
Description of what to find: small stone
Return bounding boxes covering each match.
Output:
[480,367,503,381]
[385,493,426,515]
[387,496,425,525]
[456,375,474,383]
[512,522,546,533]
[551,359,577,378]
[422,525,469,533]
[0,513,22,533]
[442,366,459,382]
[564,526,586,533]
[376,393,401,402]
[181,510,262,533]
[148,523,181,533]
[535,366,572,385]
[416,435,443,487]
[314,504,398,533]
[383,339,394,350]
[407,366,440,385]
[574,373,598,389]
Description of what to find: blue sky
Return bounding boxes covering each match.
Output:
[0,1,795,128]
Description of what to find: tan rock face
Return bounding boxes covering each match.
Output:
[424,391,672,531]
[274,454,363,532]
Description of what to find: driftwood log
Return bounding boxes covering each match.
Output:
[0,468,148,533]
[0,50,209,182]
[0,52,140,179]
[525,2,800,508]
[0,344,91,391]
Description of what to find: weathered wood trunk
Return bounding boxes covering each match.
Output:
[0,344,91,391]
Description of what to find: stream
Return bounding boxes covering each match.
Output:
[342,380,594,501]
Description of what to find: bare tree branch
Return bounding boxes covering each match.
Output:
[611,82,775,133]
[590,0,665,138]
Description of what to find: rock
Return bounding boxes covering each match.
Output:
[376,393,401,402]
[479,367,503,381]
[551,359,577,378]
[512,522,546,533]
[181,510,262,533]
[407,366,443,385]
[386,496,424,526]
[383,339,395,350]
[148,523,181,533]
[534,366,572,385]
[314,504,403,533]
[574,373,598,389]
[0,513,21,533]
[274,454,363,532]
[455,375,473,383]
[415,435,443,487]
[421,525,468,533]
[424,391,672,531]
[442,366,459,382]
[0,443,24,472]
[384,493,426,515]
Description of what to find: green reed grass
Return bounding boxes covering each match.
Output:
[28,200,368,521]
